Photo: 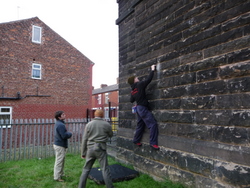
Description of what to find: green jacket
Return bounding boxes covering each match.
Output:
[81,117,113,156]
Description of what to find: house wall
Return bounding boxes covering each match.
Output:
[117,0,250,187]
[0,17,93,119]
[92,90,119,119]
[108,91,119,108]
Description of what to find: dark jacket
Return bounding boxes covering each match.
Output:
[54,120,72,148]
[130,70,154,107]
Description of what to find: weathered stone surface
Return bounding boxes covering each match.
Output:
[216,94,250,109]
[154,110,194,123]
[215,161,250,187]
[227,77,250,93]
[180,95,216,109]
[117,0,250,187]
[196,68,219,82]
[116,137,250,187]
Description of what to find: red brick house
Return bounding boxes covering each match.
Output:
[91,83,119,120]
[0,17,93,120]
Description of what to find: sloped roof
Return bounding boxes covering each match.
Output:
[0,17,94,65]
[0,17,37,25]
[92,84,118,95]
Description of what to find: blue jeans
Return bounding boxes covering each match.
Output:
[133,105,158,145]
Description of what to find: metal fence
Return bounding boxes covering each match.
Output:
[0,118,118,162]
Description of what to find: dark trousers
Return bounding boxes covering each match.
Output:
[133,105,158,145]
[78,144,114,188]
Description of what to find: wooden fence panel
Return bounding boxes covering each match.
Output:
[0,119,87,162]
[0,118,117,162]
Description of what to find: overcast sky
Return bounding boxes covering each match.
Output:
[0,0,119,88]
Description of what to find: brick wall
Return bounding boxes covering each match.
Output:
[92,85,119,119]
[117,0,250,187]
[0,17,93,119]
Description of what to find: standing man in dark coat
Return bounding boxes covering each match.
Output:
[127,64,159,150]
[53,111,72,182]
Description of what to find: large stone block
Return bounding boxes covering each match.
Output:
[197,68,219,82]
[181,95,216,109]
[227,77,250,93]
[154,110,194,123]
[215,161,250,187]
[216,94,250,109]
[195,110,231,126]
[187,80,227,96]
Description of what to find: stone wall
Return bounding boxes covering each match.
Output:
[116,0,250,187]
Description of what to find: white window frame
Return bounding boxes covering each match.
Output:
[98,94,102,105]
[32,63,42,79]
[0,107,12,128]
[32,25,42,44]
[105,93,109,104]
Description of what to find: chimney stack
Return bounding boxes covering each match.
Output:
[101,84,108,88]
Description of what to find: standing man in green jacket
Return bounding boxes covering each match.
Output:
[78,109,114,188]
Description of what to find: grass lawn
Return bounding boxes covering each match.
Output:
[0,153,185,188]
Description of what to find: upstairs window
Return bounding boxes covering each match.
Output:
[32,63,42,79]
[32,25,42,44]
[0,107,12,128]
[105,93,109,104]
[98,94,102,105]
